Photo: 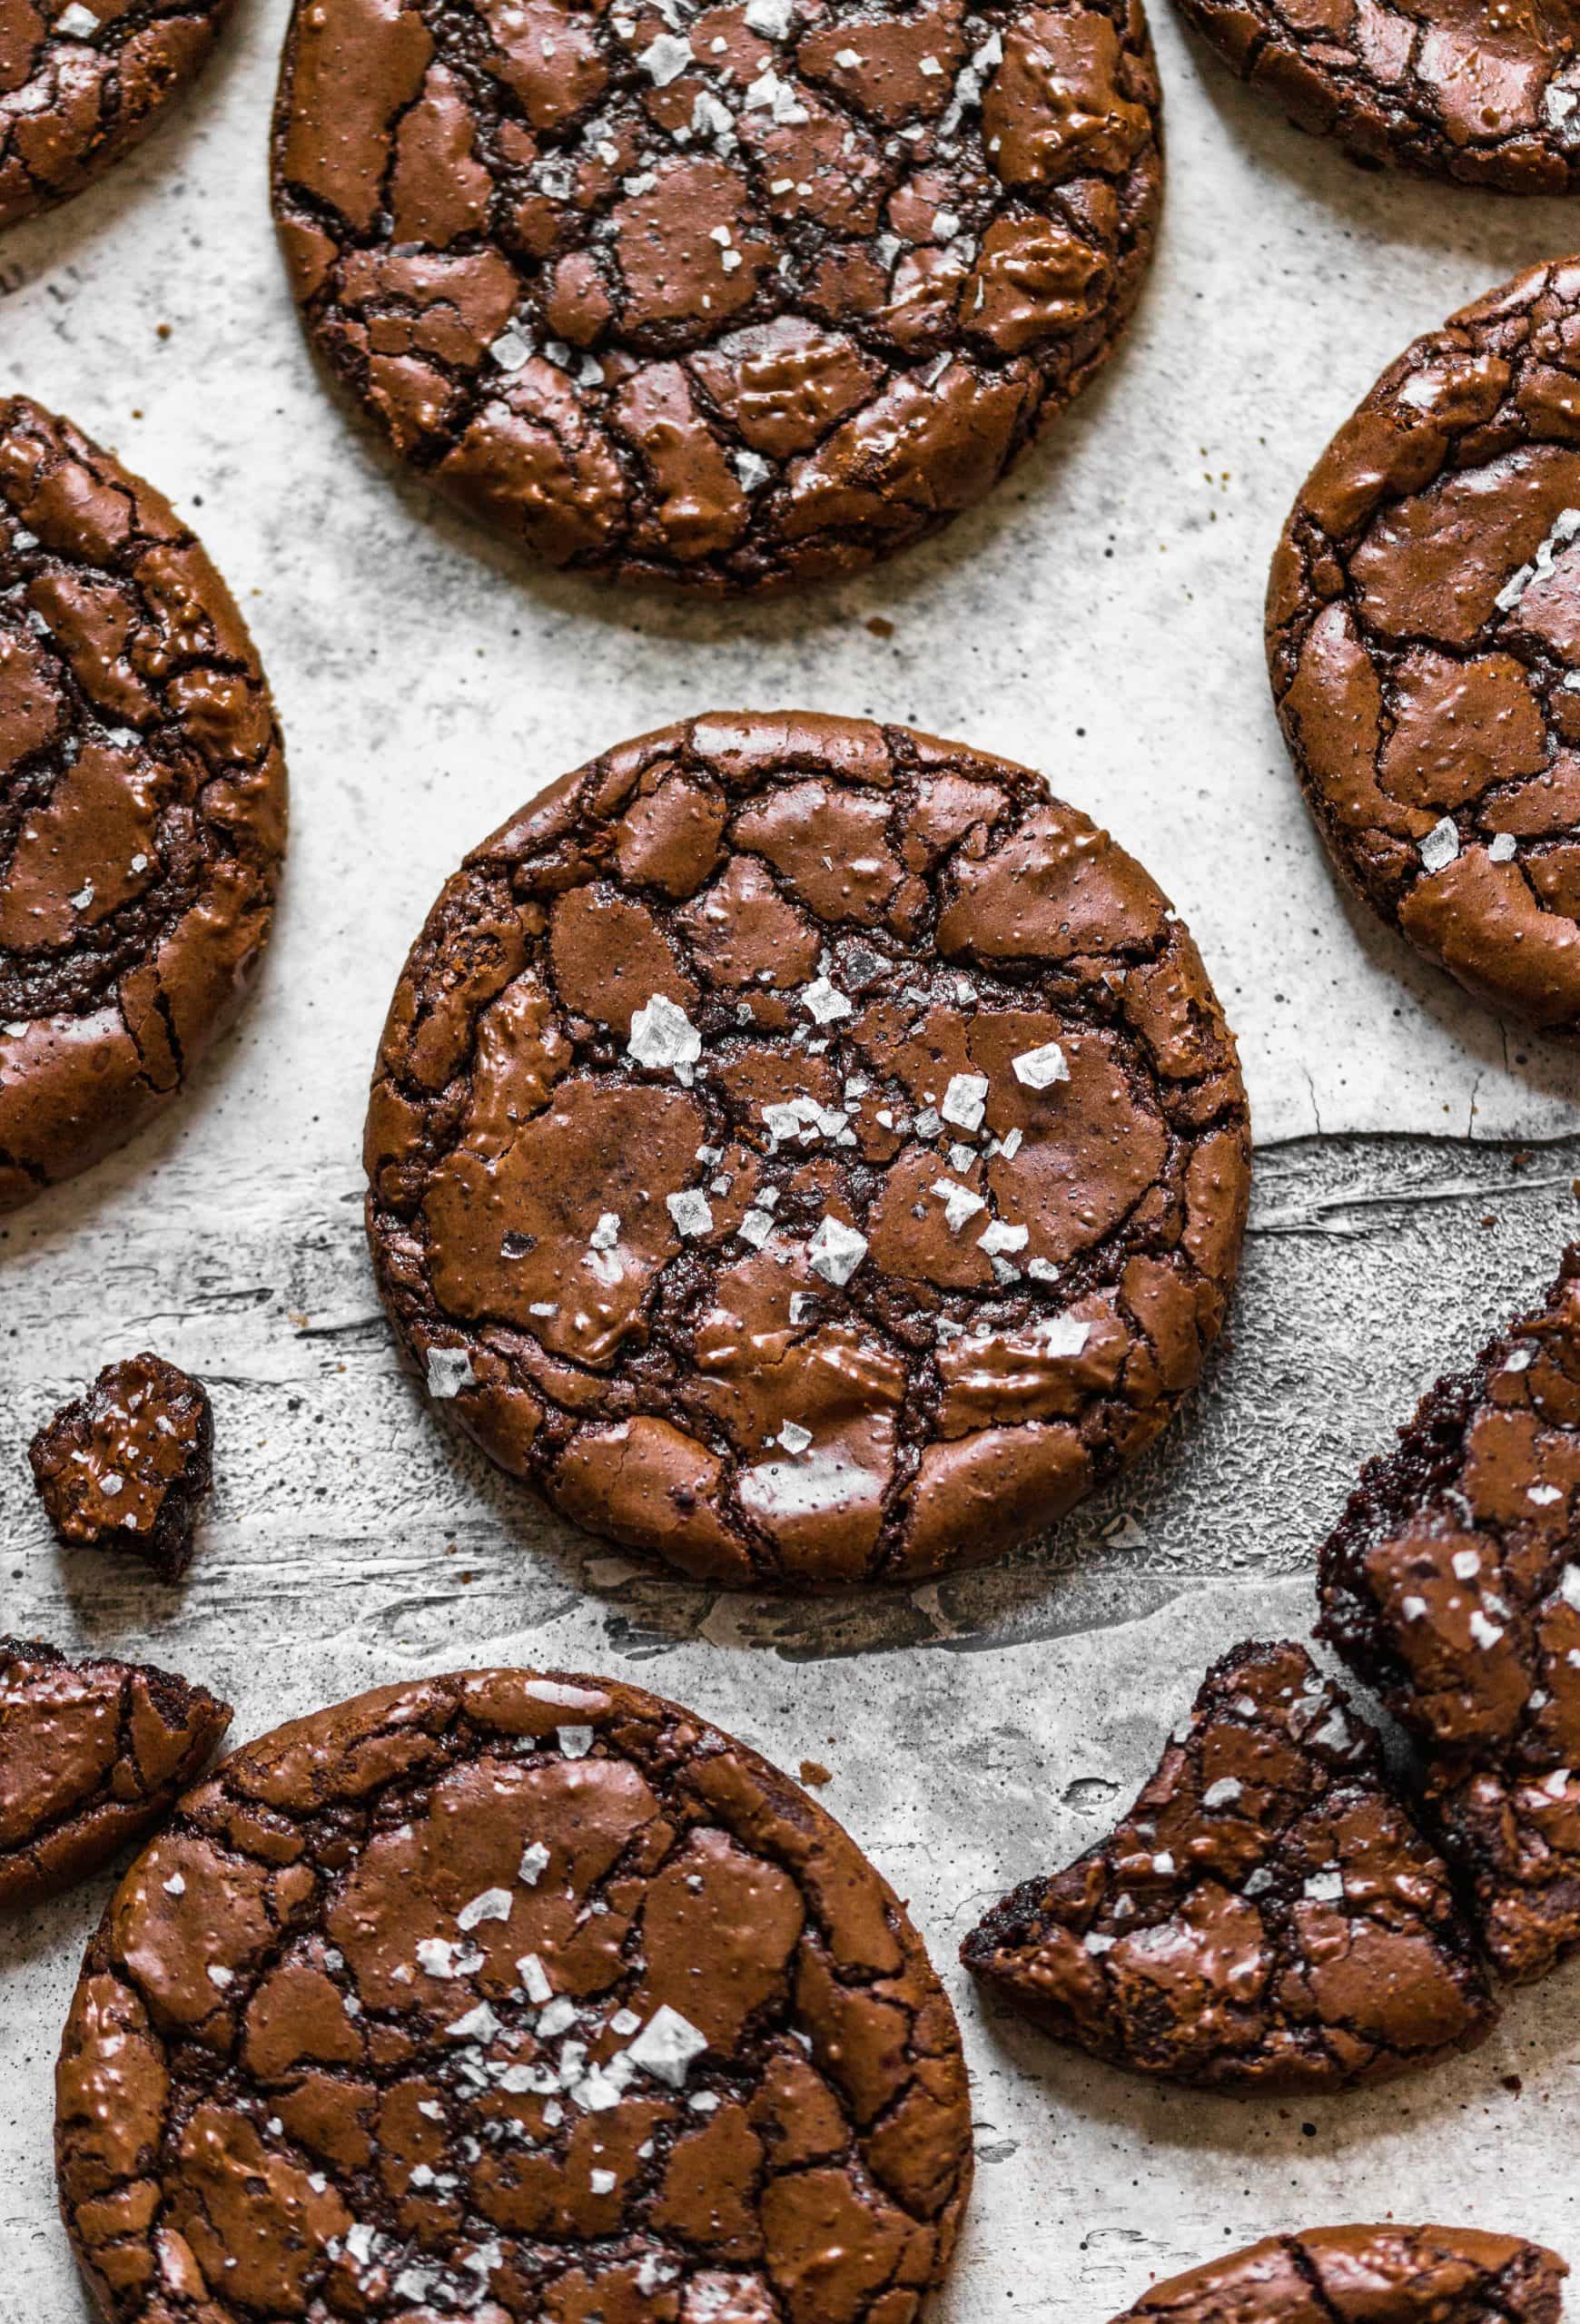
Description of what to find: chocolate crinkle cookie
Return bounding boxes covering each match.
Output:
[0,398,288,1212]
[364,713,1251,1590]
[1319,1244,1580,1985]
[54,1666,973,2324]
[1173,0,1580,191]
[960,1639,1496,2090]
[0,0,234,228]
[1269,259,1580,1033]
[1111,2227,1567,2324]
[270,0,1161,592]
[0,1637,231,1909]
[30,1353,214,1581]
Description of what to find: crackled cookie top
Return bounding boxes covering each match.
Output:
[1115,2228,1567,2324]
[270,0,1160,591]
[1268,259,1580,1030]
[363,714,1250,1590]
[0,0,232,227]
[55,1667,973,2324]
[1174,0,1580,191]
[0,1638,230,1910]
[31,1353,214,1581]
[0,399,287,1212]
[1319,1243,1580,1984]
[960,1640,1496,2090]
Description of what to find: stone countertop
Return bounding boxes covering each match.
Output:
[4,1,1580,2315]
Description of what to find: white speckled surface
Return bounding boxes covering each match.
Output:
[4,0,1580,2317]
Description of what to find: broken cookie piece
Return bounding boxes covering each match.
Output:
[961,1639,1496,2090]
[0,1638,231,1909]
[30,1354,214,1581]
[1319,1245,1580,1983]
[1111,2226,1566,2324]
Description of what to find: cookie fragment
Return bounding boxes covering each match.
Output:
[1319,1244,1580,1984]
[1111,2226,1566,2324]
[364,712,1251,1589]
[54,1666,973,2324]
[270,0,1162,592]
[0,0,234,226]
[960,1639,1496,2089]
[0,398,288,1212]
[0,1637,230,1909]
[1269,259,1580,1031]
[30,1353,213,1581]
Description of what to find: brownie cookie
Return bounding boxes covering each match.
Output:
[0,1638,230,1909]
[1111,2228,1567,2324]
[0,399,288,1211]
[54,1666,973,2324]
[960,1640,1496,2090]
[0,0,233,227]
[1266,260,1580,1031]
[1320,1245,1580,1985]
[270,0,1161,593]
[1173,0,1580,191]
[30,1353,214,1581]
[364,713,1250,1590]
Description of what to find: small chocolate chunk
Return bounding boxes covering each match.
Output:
[0,398,289,1212]
[1320,1244,1580,1983]
[271,0,1161,592]
[363,712,1251,1589]
[31,1353,214,1581]
[54,1666,973,2324]
[0,1637,231,1909]
[961,1639,1496,2089]
[1111,2226,1565,2324]
[1270,260,1580,1031]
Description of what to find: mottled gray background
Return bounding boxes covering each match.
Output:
[4,0,1580,2313]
